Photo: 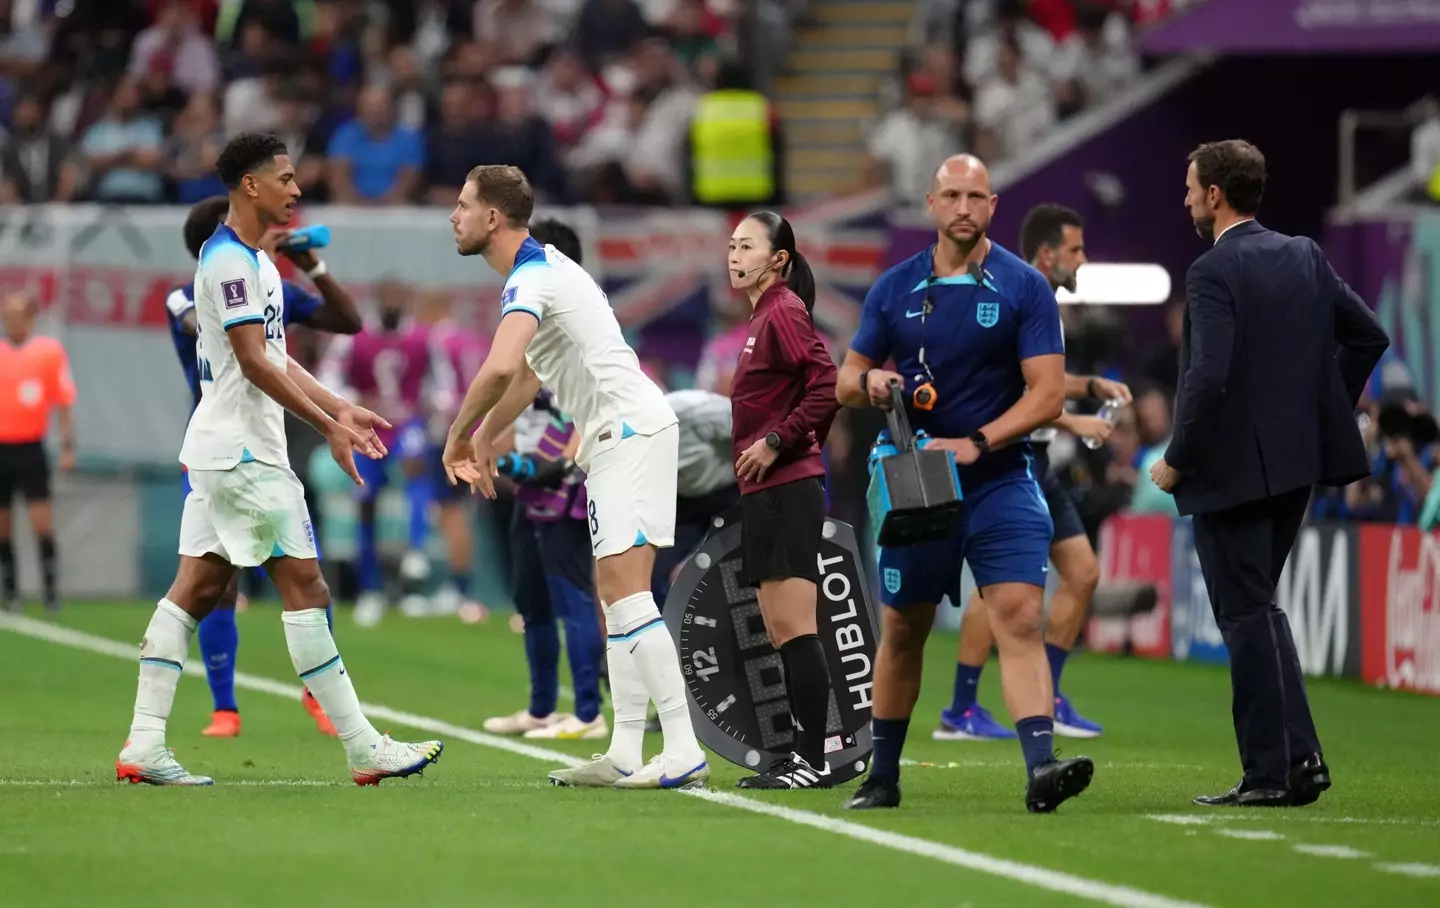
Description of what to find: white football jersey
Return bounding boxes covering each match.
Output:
[179,224,290,470]
[500,237,675,468]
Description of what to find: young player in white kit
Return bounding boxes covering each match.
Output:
[114,133,444,786]
[442,165,708,789]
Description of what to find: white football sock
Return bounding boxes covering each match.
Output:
[607,592,703,764]
[601,597,648,772]
[127,599,197,754]
[282,608,381,763]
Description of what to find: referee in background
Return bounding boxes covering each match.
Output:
[652,388,740,607]
[0,292,76,614]
[727,211,841,789]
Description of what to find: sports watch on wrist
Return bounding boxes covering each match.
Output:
[764,431,782,452]
[968,430,991,455]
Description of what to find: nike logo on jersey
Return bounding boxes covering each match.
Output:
[905,309,924,319]
[267,287,276,297]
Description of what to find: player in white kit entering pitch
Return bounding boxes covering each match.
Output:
[115,133,443,786]
[442,164,708,789]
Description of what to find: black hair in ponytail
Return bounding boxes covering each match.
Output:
[745,210,817,315]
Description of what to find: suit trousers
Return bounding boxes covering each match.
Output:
[1191,484,1322,789]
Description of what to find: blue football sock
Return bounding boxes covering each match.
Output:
[524,618,560,719]
[198,607,239,712]
[1016,716,1056,777]
[404,475,432,551]
[869,717,910,782]
[1045,643,1069,695]
[450,571,470,597]
[950,662,983,714]
[550,573,603,723]
[356,514,381,593]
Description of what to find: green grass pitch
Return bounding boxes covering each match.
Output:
[1,602,1437,907]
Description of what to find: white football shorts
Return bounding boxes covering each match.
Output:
[179,460,318,567]
[583,423,678,559]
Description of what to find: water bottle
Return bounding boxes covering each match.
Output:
[1081,399,1123,450]
[277,224,331,252]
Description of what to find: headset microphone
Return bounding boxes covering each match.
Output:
[732,257,782,280]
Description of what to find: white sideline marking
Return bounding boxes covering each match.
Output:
[1292,845,1369,860]
[1216,829,1283,841]
[0,613,1207,908]
[1148,814,1214,826]
[1150,813,1440,829]
[907,760,1208,771]
[1375,863,1440,878]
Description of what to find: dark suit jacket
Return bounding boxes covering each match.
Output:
[1165,220,1390,516]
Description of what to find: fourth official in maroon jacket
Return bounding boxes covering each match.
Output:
[727,211,841,790]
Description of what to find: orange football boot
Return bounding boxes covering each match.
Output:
[302,688,339,737]
[201,709,241,737]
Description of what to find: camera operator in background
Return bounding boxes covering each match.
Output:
[1357,392,1438,525]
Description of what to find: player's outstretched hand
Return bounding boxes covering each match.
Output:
[338,405,392,459]
[324,421,372,486]
[443,433,500,499]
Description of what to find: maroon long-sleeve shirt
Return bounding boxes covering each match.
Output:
[730,281,840,496]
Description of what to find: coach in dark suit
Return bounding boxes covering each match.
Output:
[1149,140,1389,808]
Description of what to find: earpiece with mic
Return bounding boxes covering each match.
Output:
[732,255,784,280]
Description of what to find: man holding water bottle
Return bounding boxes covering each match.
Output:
[838,157,1095,814]
[937,204,1131,745]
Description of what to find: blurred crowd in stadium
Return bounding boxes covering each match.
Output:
[1,0,1195,210]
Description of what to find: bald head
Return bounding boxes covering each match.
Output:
[932,154,991,194]
[2,292,37,343]
[927,154,997,250]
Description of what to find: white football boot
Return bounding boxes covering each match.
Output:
[547,754,632,787]
[349,735,444,786]
[612,752,710,790]
[484,709,563,735]
[116,742,214,786]
[524,714,609,740]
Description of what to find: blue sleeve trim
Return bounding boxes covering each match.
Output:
[501,305,542,322]
[223,314,265,330]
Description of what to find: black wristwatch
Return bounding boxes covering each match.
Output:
[968,430,991,455]
[859,369,872,402]
[764,431,782,452]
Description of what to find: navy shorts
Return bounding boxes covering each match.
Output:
[1041,468,1086,542]
[878,471,1053,607]
[1032,444,1085,543]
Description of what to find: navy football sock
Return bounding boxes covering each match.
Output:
[869,717,910,782]
[1045,643,1069,695]
[950,662,983,714]
[355,512,381,592]
[404,475,432,551]
[198,607,240,712]
[451,571,470,598]
[524,618,560,718]
[1016,715,1056,777]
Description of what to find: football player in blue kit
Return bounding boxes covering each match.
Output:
[163,195,362,738]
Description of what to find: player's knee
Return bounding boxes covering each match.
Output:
[988,592,1044,640]
[880,608,928,655]
[282,568,331,611]
[1066,553,1101,598]
[215,577,240,609]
